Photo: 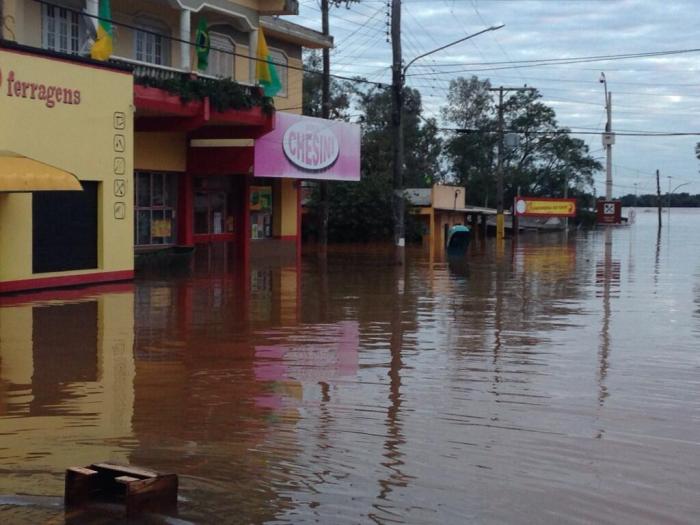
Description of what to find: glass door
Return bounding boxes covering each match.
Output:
[193,190,234,243]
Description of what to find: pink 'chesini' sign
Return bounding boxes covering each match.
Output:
[254,112,361,181]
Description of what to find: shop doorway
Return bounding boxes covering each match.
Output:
[193,177,235,244]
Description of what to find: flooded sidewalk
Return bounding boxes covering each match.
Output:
[1,210,699,524]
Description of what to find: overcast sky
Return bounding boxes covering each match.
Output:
[291,0,700,198]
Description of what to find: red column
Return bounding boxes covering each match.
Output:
[179,172,194,246]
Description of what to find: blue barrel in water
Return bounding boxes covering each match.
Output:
[446,225,471,256]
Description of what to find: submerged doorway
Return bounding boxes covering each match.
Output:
[193,177,235,244]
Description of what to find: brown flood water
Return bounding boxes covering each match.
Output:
[1,209,699,524]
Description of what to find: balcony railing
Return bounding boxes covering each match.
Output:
[110,56,272,114]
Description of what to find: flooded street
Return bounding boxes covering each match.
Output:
[1,209,699,524]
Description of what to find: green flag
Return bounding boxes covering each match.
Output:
[90,0,113,61]
[195,18,210,71]
[256,28,282,97]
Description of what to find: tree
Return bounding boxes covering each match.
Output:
[303,83,442,242]
[442,76,601,208]
[302,51,353,119]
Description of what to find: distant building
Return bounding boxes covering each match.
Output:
[407,185,494,251]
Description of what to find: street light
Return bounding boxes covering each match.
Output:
[667,181,691,221]
[599,72,614,201]
[391,23,505,253]
[403,24,505,75]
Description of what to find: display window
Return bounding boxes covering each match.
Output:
[135,171,178,246]
[250,186,273,240]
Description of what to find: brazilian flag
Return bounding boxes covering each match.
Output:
[256,28,282,97]
[195,18,210,71]
[90,0,113,61]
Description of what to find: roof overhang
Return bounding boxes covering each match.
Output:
[261,17,333,49]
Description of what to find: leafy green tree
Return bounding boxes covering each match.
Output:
[303,81,442,242]
[442,76,601,208]
[302,51,353,119]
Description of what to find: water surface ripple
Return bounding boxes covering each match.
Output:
[1,209,699,524]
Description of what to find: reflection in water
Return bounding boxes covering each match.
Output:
[2,212,700,523]
[371,266,409,523]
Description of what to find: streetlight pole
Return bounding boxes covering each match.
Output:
[600,72,614,201]
[390,10,504,257]
[667,181,691,222]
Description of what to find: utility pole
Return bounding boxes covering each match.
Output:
[488,86,534,241]
[319,0,331,250]
[391,0,404,258]
[389,17,503,258]
[656,169,662,228]
[599,73,614,201]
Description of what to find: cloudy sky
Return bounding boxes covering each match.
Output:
[291,0,700,198]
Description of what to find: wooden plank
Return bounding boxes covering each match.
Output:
[67,467,97,476]
[115,476,139,484]
[65,467,98,507]
[125,474,178,518]
[90,463,158,479]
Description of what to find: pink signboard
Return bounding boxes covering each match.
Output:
[254,112,361,181]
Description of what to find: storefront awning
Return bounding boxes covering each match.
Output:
[0,152,82,192]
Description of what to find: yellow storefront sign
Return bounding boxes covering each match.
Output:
[515,197,576,217]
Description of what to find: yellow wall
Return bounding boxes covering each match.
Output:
[134,132,187,172]
[433,185,466,210]
[0,290,135,495]
[279,178,298,237]
[0,48,134,285]
[273,56,302,113]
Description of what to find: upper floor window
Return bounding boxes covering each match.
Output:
[135,23,170,66]
[42,4,81,55]
[268,48,288,97]
[207,32,235,79]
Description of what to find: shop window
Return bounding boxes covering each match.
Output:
[33,182,98,273]
[135,172,178,246]
[207,32,235,79]
[135,22,170,66]
[250,185,273,240]
[42,4,83,55]
[268,49,288,97]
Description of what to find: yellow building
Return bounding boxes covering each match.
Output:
[408,184,493,253]
[1,0,335,293]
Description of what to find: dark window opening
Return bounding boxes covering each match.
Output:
[33,182,98,273]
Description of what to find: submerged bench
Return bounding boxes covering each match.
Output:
[65,462,178,517]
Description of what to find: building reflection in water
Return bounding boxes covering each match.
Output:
[0,243,364,522]
[0,285,135,496]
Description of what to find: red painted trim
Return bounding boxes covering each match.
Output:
[0,270,134,294]
[193,233,235,243]
[134,85,202,117]
[296,179,302,257]
[243,176,251,262]
[179,172,194,245]
[188,147,254,176]
[0,282,134,306]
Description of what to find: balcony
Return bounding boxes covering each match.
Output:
[111,57,275,140]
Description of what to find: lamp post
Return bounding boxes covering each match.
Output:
[599,72,614,201]
[667,181,691,222]
[391,20,505,256]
